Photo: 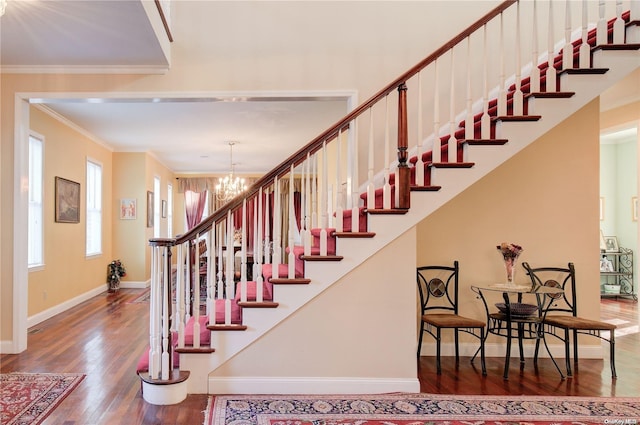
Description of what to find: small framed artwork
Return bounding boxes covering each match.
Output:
[55,176,80,223]
[120,198,137,220]
[161,200,167,218]
[604,236,619,253]
[633,196,638,221]
[600,230,607,252]
[599,197,605,221]
[147,191,154,228]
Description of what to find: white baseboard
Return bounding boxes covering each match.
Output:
[120,280,150,289]
[208,377,420,395]
[419,341,604,359]
[27,284,107,328]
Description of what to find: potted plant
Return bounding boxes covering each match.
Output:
[107,259,126,292]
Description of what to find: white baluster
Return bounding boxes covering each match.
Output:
[303,157,312,255]
[288,166,296,278]
[175,243,185,348]
[530,0,541,93]
[273,177,282,275]
[433,58,442,162]
[579,0,591,68]
[447,48,457,163]
[562,0,574,71]
[335,131,344,231]
[264,190,271,265]
[382,96,391,209]
[546,0,557,93]
[184,241,191,322]
[216,226,224,323]
[311,155,318,230]
[513,1,524,116]
[416,71,425,186]
[481,25,491,139]
[597,1,608,46]
[320,141,328,256]
[613,0,624,44]
[349,122,359,232]
[208,227,215,326]
[367,107,376,207]
[241,199,250,300]
[464,37,474,141]
[498,12,508,116]
[192,235,200,348]
[226,211,236,300]
[254,188,264,299]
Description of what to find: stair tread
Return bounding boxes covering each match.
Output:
[175,347,216,354]
[207,324,248,331]
[237,301,279,308]
[270,277,312,284]
[300,255,344,261]
[367,208,409,215]
[333,231,376,238]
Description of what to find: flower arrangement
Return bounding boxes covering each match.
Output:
[497,242,523,284]
[497,242,524,260]
[107,259,126,292]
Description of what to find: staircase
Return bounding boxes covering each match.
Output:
[140,0,640,404]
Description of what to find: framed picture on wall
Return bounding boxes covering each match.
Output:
[120,198,137,220]
[600,197,605,221]
[147,191,154,228]
[604,236,619,253]
[633,196,638,221]
[55,177,80,223]
[161,200,167,218]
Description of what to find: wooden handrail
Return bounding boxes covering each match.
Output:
[150,0,516,247]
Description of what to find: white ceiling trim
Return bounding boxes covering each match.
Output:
[0,64,170,75]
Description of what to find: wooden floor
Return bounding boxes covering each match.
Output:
[1,290,638,425]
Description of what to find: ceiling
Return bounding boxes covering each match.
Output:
[0,0,349,174]
[1,1,638,174]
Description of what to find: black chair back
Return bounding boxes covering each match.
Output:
[417,261,459,316]
[522,262,578,317]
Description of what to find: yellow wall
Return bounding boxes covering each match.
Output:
[28,106,113,315]
[417,99,601,348]
[111,153,175,284]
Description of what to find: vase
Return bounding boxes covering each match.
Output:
[503,255,519,285]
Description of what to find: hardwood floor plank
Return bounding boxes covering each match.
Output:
[1,289,637,424]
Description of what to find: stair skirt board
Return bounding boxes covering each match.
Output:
[418,342,605,360]
[207,376,420,395]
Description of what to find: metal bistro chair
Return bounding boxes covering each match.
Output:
[523,261,617,378]
[417,261,486,375]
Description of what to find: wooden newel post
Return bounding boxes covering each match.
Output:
[396,82,410,209]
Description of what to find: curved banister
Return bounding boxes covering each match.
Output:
[150,0,517,247]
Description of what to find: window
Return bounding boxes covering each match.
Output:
[86,160,102,256]
[28,134,44,268]
[167,183,173,237]
[154,176,161,238]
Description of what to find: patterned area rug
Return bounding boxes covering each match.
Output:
[0,372,85,425]
[205,394,640,425]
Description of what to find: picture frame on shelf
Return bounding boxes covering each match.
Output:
[55,176,80,223]
[600,230,607,252]
[633,196,638,221]
[120,198,137,220]
[600,197,605,221]
[604,236,619,253]
[147,191,154,228]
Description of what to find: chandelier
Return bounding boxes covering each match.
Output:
[216,141,247,202]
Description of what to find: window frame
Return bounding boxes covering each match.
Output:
[85,158,103,257]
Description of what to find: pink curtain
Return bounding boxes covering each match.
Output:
[185,190,207,230]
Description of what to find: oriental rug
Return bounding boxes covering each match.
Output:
[204,394,640,425]
[0,372,85,425]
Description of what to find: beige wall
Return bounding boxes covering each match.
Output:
[417,99,601,349]
[27,106,113,315]
[211,228,417,383]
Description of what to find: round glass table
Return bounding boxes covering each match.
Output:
[471,283,565,380]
